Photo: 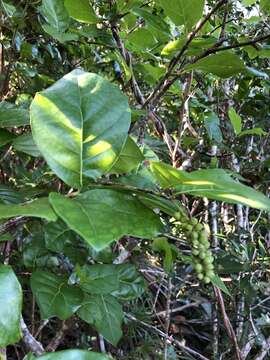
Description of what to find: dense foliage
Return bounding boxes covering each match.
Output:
[1,0,270,359]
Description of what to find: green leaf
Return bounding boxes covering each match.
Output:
[0,198,57,221]
[0,101,29,127]
[30,69,131,188]
[138,192,185,217]
[0,265,22,347]
[131,7,170,35]
[126,28,156,51]
[41,25,79,43]
[44,220,75,253]
[31,271,83,320]
[41,0,69,32]
[12,134,40,157]
[76,264,120,294]
[158,0,204,30]
[0,129,15,147]
[152,237,173,273]
[49,189,163,250]
[0,0,16,17]
[78,294,123,345]
[186,52,246,78]
[260,0,270,13]
[28,350,113,360]
[228,108,242,135]
[211,275,231,297]
[150,161,270,211]
[110,137,144,174]
[0,185,26,204]
[112,264,145,300]
[239,127,267,137]
[204,112,223,143]
[64,0,97,23]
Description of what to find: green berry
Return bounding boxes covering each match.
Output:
[205,263,214,271]
[191,232,199,241]
[191,218,198,226]
[174,212,181,220]
[192,239,200,247]
[195,263,203,273]
[199,252,206,260]
[204,256,213,264]
[204,276,211,284]
[197,273,204,280]
[206,271,215,279]
[192,249,200,256]
[186,224,193,232]
[195,223,203,231]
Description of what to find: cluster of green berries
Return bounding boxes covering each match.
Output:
[174,212,215,284]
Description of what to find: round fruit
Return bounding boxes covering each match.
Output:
[195,263,203,273]
[206,270,215,278]
[192,249,200,256]
[199,252,206,260]
[191,232,199,241]
[191,218,198,225]
[197,273,204,280]
[194,223,203,232]
[186,224,193,232]
[204,276,211,284]
[174,212,181,220]
[192,239,200,247]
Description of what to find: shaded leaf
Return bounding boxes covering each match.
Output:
[211,275,231,297]
[49,189,163,250]
[204,112,223,143]
[78,294,123,346]
[110,137,144,174]
[0,101,29,127]
[0,129,15,147]
[12,134,40,157]
[112,264,145,300]
[31,271,83,320]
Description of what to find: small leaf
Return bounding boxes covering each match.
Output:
[204,112,223,143]
[228,108,242,135]
[26,349,113,360]
[64,0,97,23]
[153,237,173,273]
[211,275,231,297]
[78,294,123,346]
[12,134,40,157]
[239,127,267,137]
[31,271,83,320]
[112,264,145,300]
[0,198,57,221]
[158,0,204,31]
[0,265,22,347]
[0,101,29,127]
[186,52,246,78]
[49,189,163,250]
[0,129,15,147]
[260,0,270,13]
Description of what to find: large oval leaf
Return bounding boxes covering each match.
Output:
[150,161,270,211]
[0,265,22,347]
[30,69,131,188]
[49,189,163,250]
